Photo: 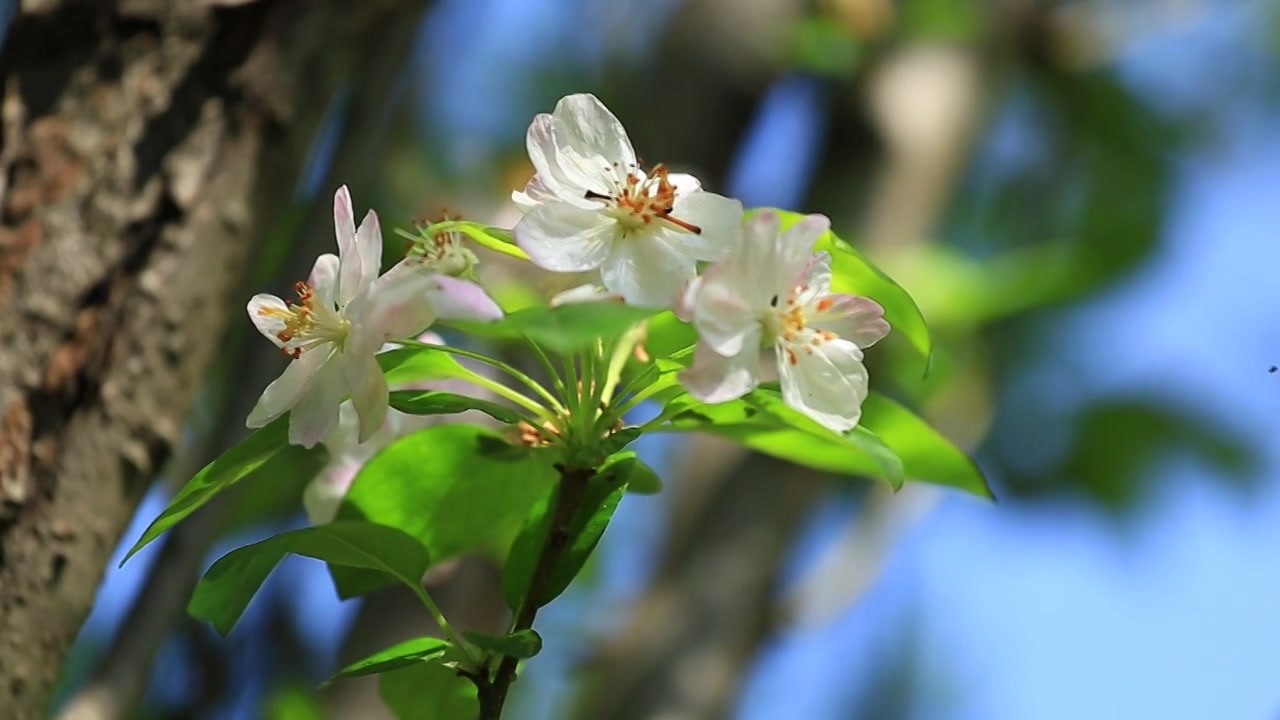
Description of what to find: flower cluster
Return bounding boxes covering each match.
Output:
[245,93,891,457]
[511,94,890,432]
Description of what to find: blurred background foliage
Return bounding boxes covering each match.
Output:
[39,0,1280,718]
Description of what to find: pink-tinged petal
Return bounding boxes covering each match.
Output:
[339,209,382,307]
[356,262,438,349]
[303,456,363,525]
[776,337,868,433]
[425,274,504,322]
[309,253,340,308]
[343,352,389,444]
[774,213,829,294]
[665,191,743,262]
[688,261,760,356]
[515,201,617,272]
[673,275,702,322]
[812,294,891,348]
[600,232,696,308]
[550,283,624,307]
[792,252,834,306]
[288,357,345,448]
[512,174,557,213]
[552,93,636,171]
[248,294,288,348]
[678,339,762,403]
[334,186,356,256]
[245,347,331,429]
[724,210,786,306]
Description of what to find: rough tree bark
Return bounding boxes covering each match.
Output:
[0,2,411,717]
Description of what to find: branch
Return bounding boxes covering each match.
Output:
[474,463,594,720]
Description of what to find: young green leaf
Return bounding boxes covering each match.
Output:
[120,417,290,566]
[324,636,451,685]
[653,391,906,489]
[330,425,558,598]
[760,208,933,371]
[445,303,657,354]
[502,460,631,612]
[388,389,522,424]
[377,345,482,387]
[188,521,431,636]
[379,661,477,720]
[860,392,993,498]
[462,629,543,660]
[605,449,663,494]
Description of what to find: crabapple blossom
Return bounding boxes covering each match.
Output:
[512,93,743,307]
[678,211,891,432]
[246,186,501,448]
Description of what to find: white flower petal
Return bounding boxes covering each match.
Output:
[334,186,356,257]
[679,338,762,403]
[774,213,830,293]
[248,294,288,348]
[512,174,557,213]
[777,337,868,433]
[515,201,617,272]
[526,115,615,203]
[668,172,702,195]
[665,191,743,262]
[687,262,760,356]
[424,274,504,322]
[343,352,389,444]
[551,93,636,171]
[288,356,345,448]
[600,232,696,307]
[340,209,382,307]
[245,347,331,429]
[307,253,340,308]
[812,294,891,348]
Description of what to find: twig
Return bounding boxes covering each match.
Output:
[474,463,595,719]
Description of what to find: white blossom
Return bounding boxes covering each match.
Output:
[246,186,501,448]
[679,211,891,432]
[513,93,743,307]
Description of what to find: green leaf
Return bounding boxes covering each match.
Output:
[188,521,431,635]
[653,391,905,489]
[446,303,658,354]
[860,393,992,498]
[263,684,323,720]
[502,461,630,612]
[331,424,558,598]
[606,449,663,494]
[324,636,451,685]
[462,629,543,660]
[120,417,289,566]
[377,345,481,387]
[379,661,477,720]
[759,208,932,372]
[389,389,521,425]
[221,443,329,532]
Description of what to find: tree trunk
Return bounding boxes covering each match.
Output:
[0,2,412,717]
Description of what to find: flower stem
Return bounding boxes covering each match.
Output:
[400,340,567,416]
[473,462,595,720]
[409,584,481,670]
